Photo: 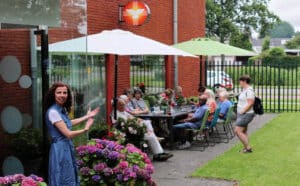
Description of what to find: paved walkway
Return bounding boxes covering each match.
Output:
[153,114,278,186]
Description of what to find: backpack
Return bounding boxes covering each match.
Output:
[253,97,264,115]
[245,90,264,115]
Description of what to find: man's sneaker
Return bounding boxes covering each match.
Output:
[178,141,191,150]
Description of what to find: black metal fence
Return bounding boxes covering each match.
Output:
[205,60,300,112]
[130,55,165,94]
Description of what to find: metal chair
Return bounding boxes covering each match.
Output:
[185,109,210,151]
[207,107,221,144]
[216,105,235,143]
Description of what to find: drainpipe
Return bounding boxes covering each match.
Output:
[173,0,178,87]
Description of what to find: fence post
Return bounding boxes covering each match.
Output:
[278,64,281,112]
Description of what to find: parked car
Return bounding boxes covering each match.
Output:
[206,71,233,90]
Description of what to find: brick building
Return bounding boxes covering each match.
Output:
[0,0,205,175]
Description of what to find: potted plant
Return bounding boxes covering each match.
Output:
[0,174,46,186]
[116,118,147,149]
[10,128,43,174]
[76,139,155,186]
[89,120,126,145]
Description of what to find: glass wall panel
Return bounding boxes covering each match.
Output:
[0,0,108,178]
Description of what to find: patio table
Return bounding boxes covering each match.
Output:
[136,108,193,149]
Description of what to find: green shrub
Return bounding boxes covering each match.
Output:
[225,66,300,86]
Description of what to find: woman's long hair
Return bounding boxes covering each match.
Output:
[44,82,73,113]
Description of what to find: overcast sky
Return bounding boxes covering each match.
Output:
[269,0,300,31]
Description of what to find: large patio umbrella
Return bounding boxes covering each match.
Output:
[173,37,256,56]
[48,29,196,119]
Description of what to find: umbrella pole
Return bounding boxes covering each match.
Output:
[113,55,118,120]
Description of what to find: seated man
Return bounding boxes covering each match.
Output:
[112,99,173,161]
[218,91,233,120]
[173,95,208,149]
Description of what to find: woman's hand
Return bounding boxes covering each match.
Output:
[84,118,95,131]
[87,107,100,118]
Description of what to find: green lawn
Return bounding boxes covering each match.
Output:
[192,113,300,186]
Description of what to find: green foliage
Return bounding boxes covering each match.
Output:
[285,35,300,49]
[10,128,43,160]
[192,113,300,186]
[226,66,300,86]
[229,31,252,50]
[261,36,270,52]
[262,55,300,67]
[268,21,295,38]
[268,47,286,58]
[143,94,159,107]
[206,0,280,42]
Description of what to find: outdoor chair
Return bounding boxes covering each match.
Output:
[207,107,221,144]
[185,109,210,151]
[216,105,235,143]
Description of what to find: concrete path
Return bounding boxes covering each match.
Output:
[153,114,278,186]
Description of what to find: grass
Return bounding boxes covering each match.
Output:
[130,75,165,87]
[192,113,300,186]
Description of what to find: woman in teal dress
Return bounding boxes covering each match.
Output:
[45,82,99,186]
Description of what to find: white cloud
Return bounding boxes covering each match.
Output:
[269,0,300,29]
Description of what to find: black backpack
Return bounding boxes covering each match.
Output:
[253,97,264,115]
[245,90,264,115]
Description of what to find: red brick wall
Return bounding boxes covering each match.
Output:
[178,0,206,97]
[0,29,32,151]
[0,29,32,116]
[87,0,205,98]
[0,0,206,126]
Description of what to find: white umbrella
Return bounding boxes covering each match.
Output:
[48,29,196,118]
[48,29,196,57]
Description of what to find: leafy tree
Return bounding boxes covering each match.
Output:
[268,47,286,58]
[206,0,280,42]
[262,36,270,52]
[285,35,300,49]
[268,21,295,38]
[229,30,252,50]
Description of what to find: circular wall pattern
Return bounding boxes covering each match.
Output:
[22,113,32,128]
[19,75,32,89]
[0,56,21,83]
[1,106,23,134]
[2,156,24,176]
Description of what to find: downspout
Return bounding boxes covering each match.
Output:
[173,0,178,87]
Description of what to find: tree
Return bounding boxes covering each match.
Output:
[285,35,300,49]
[268,47,286,58]
[262,36,270,52]
[229,30,252,50]
[206,0,280,42]
[268,21,295,38]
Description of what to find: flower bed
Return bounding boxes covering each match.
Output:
[0,174,46,186]
[76,139,155,186]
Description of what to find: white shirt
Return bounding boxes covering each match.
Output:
[111,110,132,123]
[237,87,255,114]
[48,109,62,124]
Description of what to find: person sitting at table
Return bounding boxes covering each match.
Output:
[173,95,208,150]
[198,85,206,96]
[174,86,186,106]
[218,90,233,120]
[203,89,217,127]
[132,89,149,114]
[123,88,137,111]
[121,89,144,115]
[216,87,227,104]
[112,99,173,161]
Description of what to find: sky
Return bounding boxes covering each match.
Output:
[269,0,300,31]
